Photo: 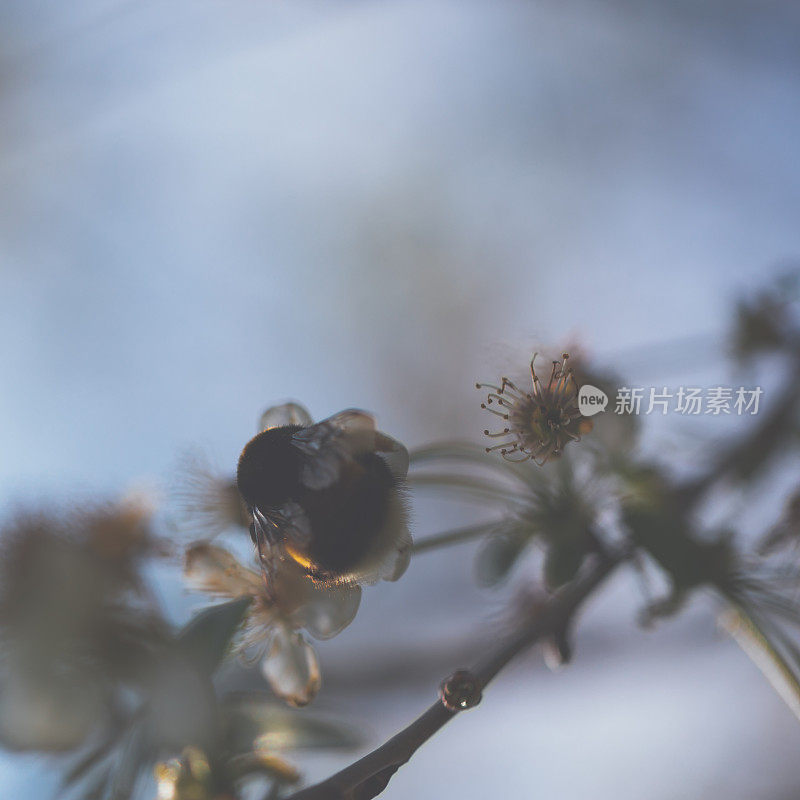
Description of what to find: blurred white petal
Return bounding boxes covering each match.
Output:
[292,582,362,640]
[259,402,313,432]
[184,542,262,597]
[261,626,321,708]
[271,557,359,638]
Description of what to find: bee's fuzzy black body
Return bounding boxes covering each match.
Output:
[237,424,396,576]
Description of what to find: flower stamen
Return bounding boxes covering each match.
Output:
[479,352,591,465]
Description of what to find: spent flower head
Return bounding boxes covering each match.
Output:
[478,353,592,465]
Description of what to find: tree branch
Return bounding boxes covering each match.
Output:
[282,547,627,800]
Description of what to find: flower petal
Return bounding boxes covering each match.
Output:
[292,582,362,641]
[269,557,360,639]
[261,626,321,707]
[259,403,313,432]
[184,542,263,598]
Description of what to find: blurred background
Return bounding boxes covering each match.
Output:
[2,0,800,797]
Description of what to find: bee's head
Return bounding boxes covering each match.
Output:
[236,425,304,511]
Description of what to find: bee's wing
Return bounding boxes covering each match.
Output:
[292,409,378,490]
[258,402,314,432]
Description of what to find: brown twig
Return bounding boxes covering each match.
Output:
[282,547,627,800]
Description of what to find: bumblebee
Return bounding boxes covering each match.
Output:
[236,403,411,585]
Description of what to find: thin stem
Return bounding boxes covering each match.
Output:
[409,473,532,509]
[721,605,800,722]
[410,442,533,486]
[281,548,627,800]
[411,520,509,554]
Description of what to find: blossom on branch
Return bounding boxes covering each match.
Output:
[185,542,360,707]
[478,353,592,465]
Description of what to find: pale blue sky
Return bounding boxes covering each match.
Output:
[1,1,799,797]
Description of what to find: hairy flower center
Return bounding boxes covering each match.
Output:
[542,406,565,429]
